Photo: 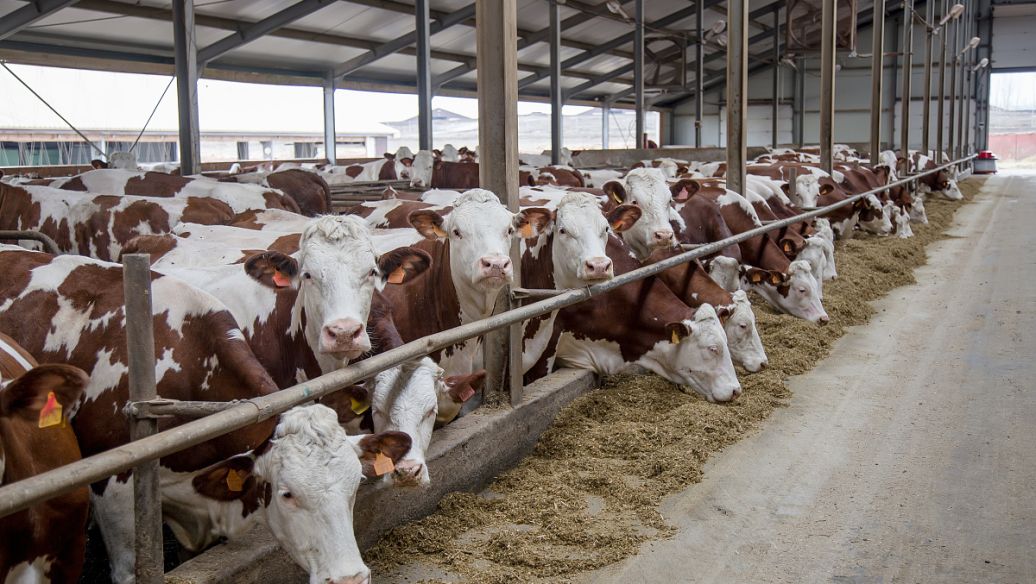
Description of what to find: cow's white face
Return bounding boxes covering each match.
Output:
[892,205,914,238]
[743,260,829,323]
[706,256,741,293]
[410,151,435,188]
[722,290,767,372]
[441,144,459,162]
[393,160,412,180]
[794,237,831,297]
[858,194,893,235]
[937,178,964,200]
[550,193,640,289]
[794,174,821,207]
[252,405,378,584]
[642,304,741,403]
[611,168,676,260]
[909,195,928,223]
[371,359,439,488]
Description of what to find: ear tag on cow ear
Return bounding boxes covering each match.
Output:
[432,225,448,239]
[670,330,682,344]
[457,385,476,403]
[610,191,623,204]
[373,452,395,476]
[387,266,407,285]
[783,241,793,253]
[38,391,64,429]
[350,396,370,415]
[226,468,247,492]
[520,223,535,238]
[611,220,625,231]
[272,270,292,288]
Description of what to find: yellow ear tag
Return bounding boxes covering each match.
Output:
[38,391,64,428]
[386,267,407,284]
[670,330,681,344]
[612,220,625,231]
[350,397,370,415]
[226,469,246,492]
[373,452,395,476]
[520,223,535,238]
[610,191,623,204]
[432,225,448,238]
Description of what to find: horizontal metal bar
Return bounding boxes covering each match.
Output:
[0,230,62,255]
[0,0,80,42]
[511,287,567,299]
[0,155,974,520]
[124,398,243,419]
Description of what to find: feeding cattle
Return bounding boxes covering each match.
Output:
[602,168,678,259]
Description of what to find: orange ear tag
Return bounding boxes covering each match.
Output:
[520,223,535,238]
[38,391,64,428]
[373,452,395,476]
[386,267,407,284]
[612,220,625,231]
[457,385,476,403]
[350,397,370,415]
[226,468,246,492]
[272,271,292,288]
[670,330,681,344]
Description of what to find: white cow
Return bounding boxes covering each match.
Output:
[606,168,678,260]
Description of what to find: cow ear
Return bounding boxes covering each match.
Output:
[383,152,396,160]
[768,270,786,286]
[715,305,733,320]
[318,385,371,425]
[514,208,553,239]
[0,364,87,422]
[354,431,412,478]
[819,183,834,196]
[742,267,767,285]
[191,454,257,501]
[670,179,699,202]
[606,204,642,232]
[378,247,432,286]
[443,370,486,404]
[780,182,790,195]
[664,322,693,345]
[382,186,398,200]
[630,162,645,170]
[244,251,299,289]
[408,210,447,240]
[603,181,627,205]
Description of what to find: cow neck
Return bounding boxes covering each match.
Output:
[521,233,557,290]
[412,238,464,330]
[434,238,504,324]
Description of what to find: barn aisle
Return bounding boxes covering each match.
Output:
[573,173,1036,584]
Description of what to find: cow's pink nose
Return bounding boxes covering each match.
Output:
[654,230,674,243]
[393,461,425,485]
[321,319,367,353]
[584,257,613,279]
[327,571,370,584]
[817,314,830,325]
[480,256,512,275]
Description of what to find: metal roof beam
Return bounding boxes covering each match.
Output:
[197,0,337,64]
[565,62,634,100]
[332,2,475,79]
[0,0,80,42]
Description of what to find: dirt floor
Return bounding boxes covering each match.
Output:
[373,173,1035,583]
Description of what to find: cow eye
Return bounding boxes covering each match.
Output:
[281,491,293,500]
[452,228,462,238]
[558,227,567,235]
[739,323,748,329]
[507,226,515,235]
[798,287,808,294]
[302,272,312,280]
[369,268,379,278]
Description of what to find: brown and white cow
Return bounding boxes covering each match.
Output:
[0,246,411,584]
[0,333,90,584]
[222,168,332,216]
[601,168,678,259]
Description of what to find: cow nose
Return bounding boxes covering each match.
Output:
[817,314,830,325]
[584,257,613,279]
[321,319,367,353]
[480,256,512,275]
[654,229,674,244]
[393,461,425,485]
[327,571,370,584]
[730,386,743,400]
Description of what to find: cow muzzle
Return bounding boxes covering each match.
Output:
[581,257,613,281]
[477,256,513,283]
[653,229,675,246]
[320,319,369,358]
[326,571,370,584]
[392,460,428,487]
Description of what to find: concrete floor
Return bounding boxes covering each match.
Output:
[574,173,1036,584]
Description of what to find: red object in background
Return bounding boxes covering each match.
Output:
[974,150,998,174]
[977,150,997,160]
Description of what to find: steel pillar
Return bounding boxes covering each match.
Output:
[416,0,433,151]
[772,8,780,149]
[921,0,935,155]
[475,0,521,405]
[936,0,948,157]
[955,0,970,160]
[888,15,899,148]
[602,101,610,149]
[795,57,805,147]
[948,13,959,161]
[323,73,336,163]
[870,0,886,160]
[550,0,563,164]
[900,0,914,159]
[634,0,645,147]
[820,0,837,173]
[172,0,200,176]
[695,0,704,147]
[727,0,748,194]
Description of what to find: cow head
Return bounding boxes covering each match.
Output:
[370,358,443,488]
[705,256,741,293]
[792,173,822,207]
[908,194,928,224]
[409,189,551,319]
[550,192,640,288]
[794,237,833,298]
[244,216,431,371]
[719,290,768,372]
[607,168,676,260]
[890,204,914,239]
[410,150,436,188]
[934,173,964,200]
[742,261,828,323]
[435,369,485,427]
[395,146,415,161]
[642,304,741,402]
[856,193,893,235]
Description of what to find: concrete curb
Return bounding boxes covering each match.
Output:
[165,367,598,584]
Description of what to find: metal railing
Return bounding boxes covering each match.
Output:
[0,154,975,579]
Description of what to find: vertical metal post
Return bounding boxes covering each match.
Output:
[900,0,914,159]
[416,0,433,151]
[634,0,645,148]
[887,15,899,148]
[819,0,836,173]
[549,0,563,164]
[794,57,804,148]
[948,11,959,161]
[601,101,610,149]
[870,0,885,161]
[726,0,748,194]
[323,72,336,164]
[936,0,948,157]
[921,0,935,155]
[172,0,200,176]
[695,0,703,147]
[955,0,969,161]
[123,254,162,584]
[772,7,780,149]
[475,0,521,405]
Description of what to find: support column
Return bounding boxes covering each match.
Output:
[695,0,703,147]
[726,0,748,194]
[634,0,645,147]
[936,0,948,157]
[772,8,780,149]
[172,0,200,176]
[887,16,899,148]
[948,12,959,160]
[323,73,336,164]
[870,0,885,160]
[955,0,970,160]
[475,0,521,404]
[794,57,805,147]
[550,0,563,164]
[820,0,836,173]
[900,0,914,160]
[921,0,935,155]
[602,101,610,149]
[416,0,433,151]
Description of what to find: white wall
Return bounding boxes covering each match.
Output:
[992,4,1036,70]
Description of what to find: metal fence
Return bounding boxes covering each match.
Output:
[0,154,975,581]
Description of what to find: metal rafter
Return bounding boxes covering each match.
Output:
[0,0,80,42]
[198,0,337,64]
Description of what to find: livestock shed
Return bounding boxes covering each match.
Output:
[0,0,1032,583]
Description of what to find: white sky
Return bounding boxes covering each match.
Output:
[989,72,1036,111]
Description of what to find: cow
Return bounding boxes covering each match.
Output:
[224,168,332,216]
[0,333,90,584]
[909,152,963,200]
[534,166,585,187]
[439,144,460,162]
[0,246,412,584]
[39,169,300,215]
[600,168,678,259]
[0,184,237,261]
[340,156,413,182]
